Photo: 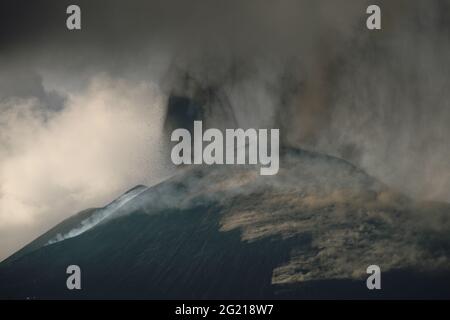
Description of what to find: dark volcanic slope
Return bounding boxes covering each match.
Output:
[1,148,450,299]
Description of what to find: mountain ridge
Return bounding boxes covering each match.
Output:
[1,147,449,298]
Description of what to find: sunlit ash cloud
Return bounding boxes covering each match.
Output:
[0,75,169,260]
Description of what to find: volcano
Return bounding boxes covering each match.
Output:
[1,147,450,299]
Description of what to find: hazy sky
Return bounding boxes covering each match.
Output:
[1,0,450,260]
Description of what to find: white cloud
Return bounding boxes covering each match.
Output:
[0,75,170,260]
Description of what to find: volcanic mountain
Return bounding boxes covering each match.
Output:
[1,147,450,299]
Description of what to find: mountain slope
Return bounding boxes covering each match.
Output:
[1,148,449,299]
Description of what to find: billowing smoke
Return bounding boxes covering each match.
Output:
[159,0,450,203]
[0,74,169,259]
